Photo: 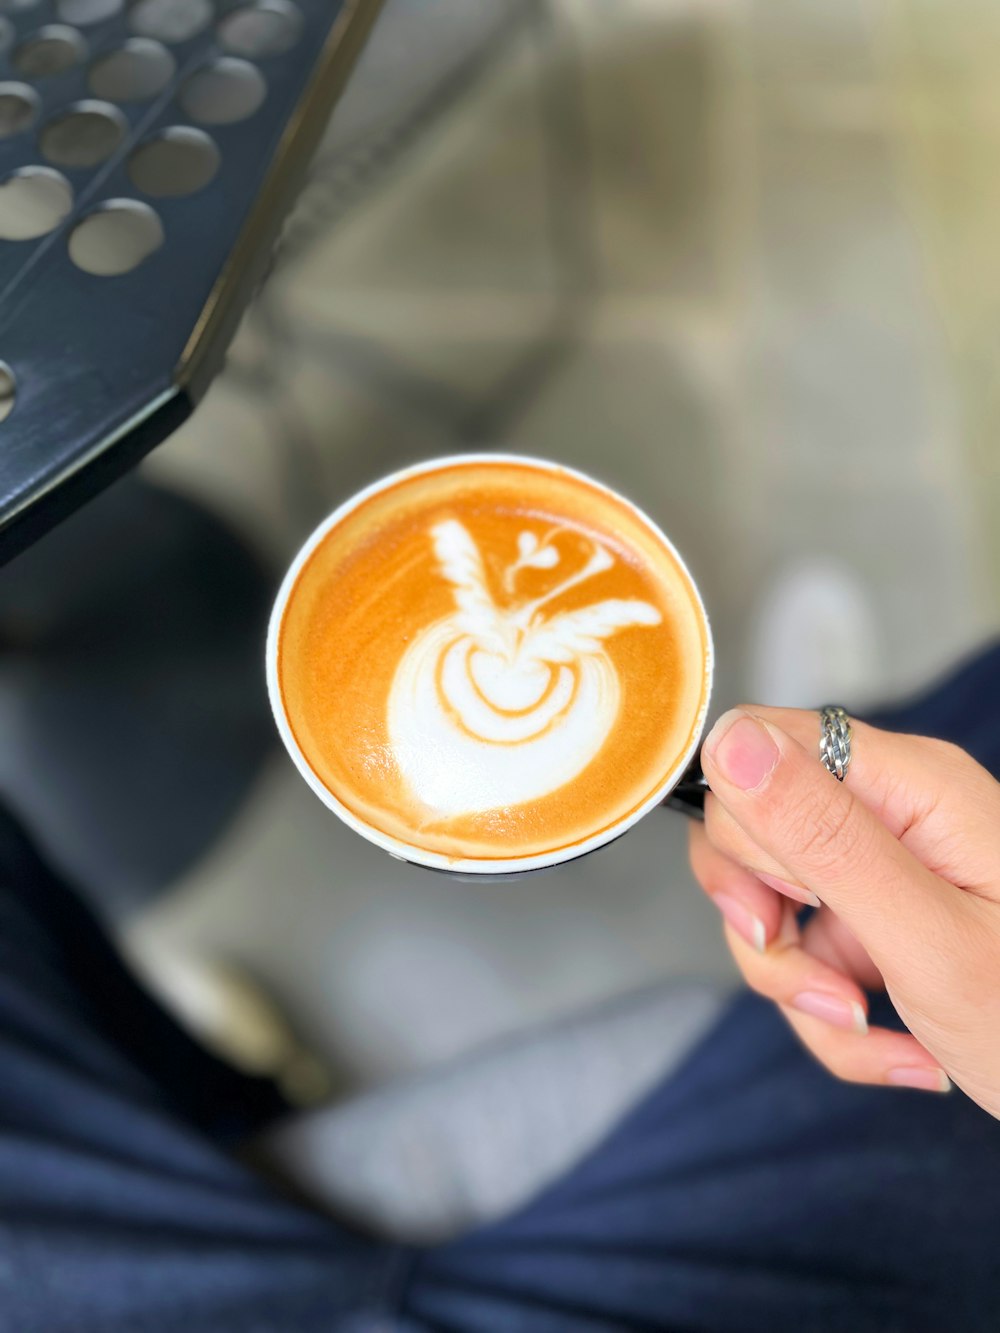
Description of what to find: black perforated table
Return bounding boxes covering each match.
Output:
[0,0,382,564]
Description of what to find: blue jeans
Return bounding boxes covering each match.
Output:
[2,644,1000,1332]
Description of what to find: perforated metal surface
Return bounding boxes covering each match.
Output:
[0,0,382,561]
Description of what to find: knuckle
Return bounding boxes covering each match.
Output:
[780,787,868,874]
[924,737,1000,809]
[810,1042,866,1085]
[815,1045,847,1079]
[740,969,773,1001]
[917,736,994,800]
[829,1060,870,1087]
[920,736,967,769]
[729,951,775,1000]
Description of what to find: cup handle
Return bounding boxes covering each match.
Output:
[662,751,708,820]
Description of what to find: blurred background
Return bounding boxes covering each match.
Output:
[5,0,1000,1232]
[135,0,1000,1082]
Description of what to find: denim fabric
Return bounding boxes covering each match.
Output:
[2,642,999,1331]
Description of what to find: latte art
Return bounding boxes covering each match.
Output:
[388,520,661,817]
[271,456,712,871]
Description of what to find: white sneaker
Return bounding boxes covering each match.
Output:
[747,560,885,710]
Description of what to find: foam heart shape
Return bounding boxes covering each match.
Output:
[388,618,619,818]
[468,649,551,712]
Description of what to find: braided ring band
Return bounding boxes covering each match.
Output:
[819,705,852,781]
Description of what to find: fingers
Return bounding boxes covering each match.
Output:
[714,708,933,840]
[704,794,819,906]
[800,904,884,991]
[689,823,948,1089]
[700,709,956,955]
[689,707,974,1095]
[724,902,949,1091]
[727,898,869,1028]
[689,820,784,951]
[690,819,885,987]
[714,707,1000,893]
[780,1005,949,1091]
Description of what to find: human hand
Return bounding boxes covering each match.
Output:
[688,706,1000,1118]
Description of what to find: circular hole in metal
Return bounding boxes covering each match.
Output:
[40,101,126,168]
[68,198,163,275]
[0,166,73,240]
[217,1,302,58]
[128,0,212,45]
[0,83,39,139]
[0,363,15,426]
[89,37,175,101]
[178,57,265,125]
[127,125,219,197]
[12,24,87,77]
[57,0,123,22]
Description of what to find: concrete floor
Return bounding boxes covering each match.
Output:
[131,0,999,1094]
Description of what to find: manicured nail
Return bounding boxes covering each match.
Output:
[704,710,780,792]
[757,872,821,909]
[886,1067,952,1093]
[791,990,868,1033]
[713,892,767,953]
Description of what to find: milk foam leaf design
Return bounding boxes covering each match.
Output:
[386,518,663,819]
[431,520,507,654]
[431,519,493,618]
[519,599,662,665]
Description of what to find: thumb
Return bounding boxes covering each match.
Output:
[701,709,954,950]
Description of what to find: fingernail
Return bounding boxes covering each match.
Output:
[791,990,868,1033]
[757,872,821,909]
[704,711,780,792]
[713,892,767,953]
[886,1067,952,1094]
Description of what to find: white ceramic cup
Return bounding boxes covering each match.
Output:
[267,454,714,876]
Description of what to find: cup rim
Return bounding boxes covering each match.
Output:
[266,452,714,874]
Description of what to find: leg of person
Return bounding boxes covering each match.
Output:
[258,980,729,1242]
[0,805,407,1333]
[400,640,1000,1332]
[9,641,997,1330]
[403,989,1000,1332]
[864,637,1000,771]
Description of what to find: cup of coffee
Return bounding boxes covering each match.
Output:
[267,454,713,875]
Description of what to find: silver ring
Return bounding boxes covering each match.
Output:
[819,705,852,781]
